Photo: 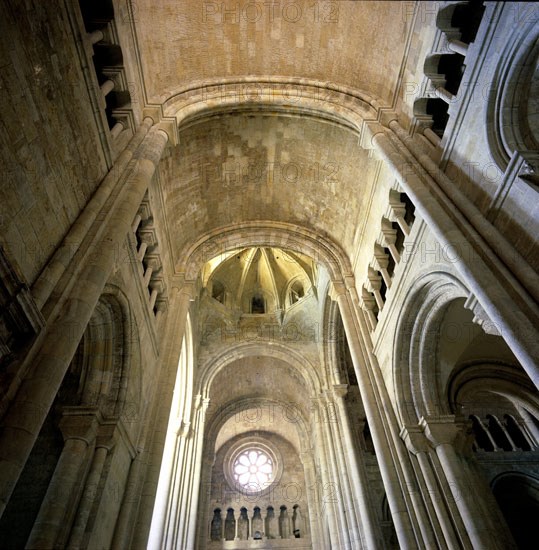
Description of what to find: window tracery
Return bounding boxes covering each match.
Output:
[232,449,274,491]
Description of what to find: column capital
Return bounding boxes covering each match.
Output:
[373,244,389,267]
[388,197,407,219]
[95,421,121,451]
[310,396,323,409]
[464,294,501,336]
[419,415,472,450]
[59,408,100,444]
[367,268,382,291]
[321,388,334,403]
[359,119,386,151]
[328,280,347,301]
[380,225,397,246]
[141,107,179,146]
[177,420,191,438]
[194,394,210,412]
[400,425,431,455]
[156,119,179,146]
[333,384,348,398]
[168,281,197,305]
[359,287,376,310]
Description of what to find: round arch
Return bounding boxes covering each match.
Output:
[175,221,354,285]
[487,20,539,169]
[160,77,383,137]
[197,340,323,399]
[74,284,137,418]
[393,270,469,425]
[169,313,194,429]
[321,288,351,386]
[448,361,539,421]
[204,396,312,457]
[491,472,539,549]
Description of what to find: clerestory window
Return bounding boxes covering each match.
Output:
[232,449,273,492]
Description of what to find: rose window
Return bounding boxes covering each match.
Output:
[233,449,273,491]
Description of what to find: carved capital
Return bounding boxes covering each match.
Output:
[380,225,397,247]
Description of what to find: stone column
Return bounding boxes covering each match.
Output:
[320,392,354,548]
[152,423,190,550]
[301,450,327,550]
[171,422,197,549]
[371,125,539,385]
[373,245,392,288]
[110,121,125,140]
[380,223,400,263]
[184,396,210,550]
[247,509,253,539]
[312,399,343,548]
[333,384,384,550]
[423,128,441,148]
[333,282,434,548]
[388,197,411,237]
[420,416,517,549]
[68,424,117,548]
[359,289,377,332]
[433,85,454,104]
[278,507,290,539]
[100,79,115,97]
[32,118,155,310]
[26,409,99,549]
[366,269,384,311]
[69,447,107,544]
[447,39,468,56]
[110,442,146,549]
[401,425,469,549]
[266,506,279,541]
[0,123,168,518]
[88,30,104,45]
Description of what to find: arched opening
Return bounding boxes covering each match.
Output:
[211,280,226,304]
[250,294,265,314]
[395,274,539,548]
[488,22,539,168]
[0,292,133,548]
[492,474,539,549]
[289,280,305,304]
[210,508,222,541]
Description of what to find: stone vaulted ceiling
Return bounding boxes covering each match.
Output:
[133,0,413,106]
[158,113,382,268]
[129,0,417,270]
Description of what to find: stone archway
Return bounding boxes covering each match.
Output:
[492,473,539,549]
[393,269,469,425]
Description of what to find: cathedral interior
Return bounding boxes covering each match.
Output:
[1,1,539,549]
